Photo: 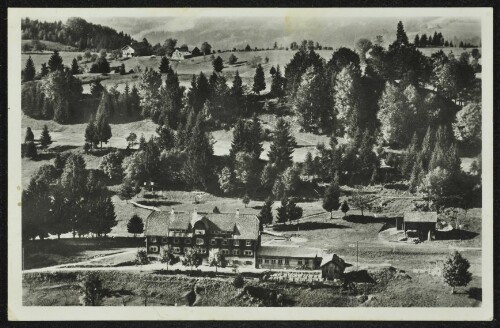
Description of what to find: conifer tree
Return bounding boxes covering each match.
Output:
[23,56,36,82]
[212,56,224,73]
[40,63,49,77]
[323,172,341,219]
[269,66,276,76]
[302,151,315,179]
[39,125,52,149]
[159,56,170,73]
[95,92,113,148]
[395,21,409,46]
[48,50,64,72]
[252,64,266,94]
[341,200,350,218]
[258,197,274,226]
[70,58,80,75]
[270,65,285,101]
[268,118,297,172]
[127,214,144,237]
[24,127,35,143]
[231,70,244,114]
[443,251,472,294]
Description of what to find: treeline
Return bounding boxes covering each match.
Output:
[129,38,213,57]
[21,17,134,51]
[413,31,478,48]
[22,153,117,240]
[289,40,333,51]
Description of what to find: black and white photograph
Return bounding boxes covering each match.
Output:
[7,7,494,321]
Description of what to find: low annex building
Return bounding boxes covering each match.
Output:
[171,49,192,61]
[145,209,261,267]
[257,245,323,270]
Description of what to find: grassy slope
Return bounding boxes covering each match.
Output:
[22,268,482,307]
[22,39,77,51]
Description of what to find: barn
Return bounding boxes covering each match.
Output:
[403,211,438,241]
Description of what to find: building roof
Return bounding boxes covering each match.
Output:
[257,245,323,259]
[320,253,351,268]
[145,210,259,240]
[404,211,438,223]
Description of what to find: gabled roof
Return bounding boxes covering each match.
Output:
[320,253,351,268]
[257,245,323,258]
[145,210,259,239]
[404,211,438,223]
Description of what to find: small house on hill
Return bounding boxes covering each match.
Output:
[121,45,136,58]
[402,211,438,241]
[320,253,351,280]
[171,49,192,61]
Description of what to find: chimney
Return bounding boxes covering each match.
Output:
[236,208,240,218]
[170,207,175,215]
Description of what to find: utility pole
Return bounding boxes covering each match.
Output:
[356,241,359,270]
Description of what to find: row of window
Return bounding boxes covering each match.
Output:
[257,258,311,265]
[147,246,253,257]
[149,236,252,247]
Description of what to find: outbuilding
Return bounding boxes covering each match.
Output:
[257,245,322,270]
[403,211,438,241]
[320,253,351,280]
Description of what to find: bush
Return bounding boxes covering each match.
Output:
[135,249,149,265]
[79,272,104,306]
[233,274,245,288]
[213,206,221,214]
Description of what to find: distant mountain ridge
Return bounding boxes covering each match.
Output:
[22,16,481,51]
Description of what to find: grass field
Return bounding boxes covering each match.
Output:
[22,266,482,307]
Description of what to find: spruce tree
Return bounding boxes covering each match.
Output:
[395,21,409,46]
[442,251,472,294]
[276,198,289,224]
[323,172,341,218]
[212,56,224,73]
[39,125,52,149]
[23,56,36,82]
[159,56,170,73]
[95,92,113,148]
[269,66,276,76]
[341,200,350,218]
[268,118,297,172]
[85,116,98,150]
[127,214,144,237]
[258,197,274,226]
[70,58,80,75]
[252,64,266,94]
[40,63,49,77]
[231,70,244,114]
[270,65,285,100]
[24,127,35,143]
[48,50,64,72]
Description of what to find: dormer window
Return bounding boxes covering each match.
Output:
[233,240,240,246]
[246,240,252,247]
[195,229,205,235]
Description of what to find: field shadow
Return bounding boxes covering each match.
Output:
[468,287,482,302]
[273,221,350,232]
[136,200,182,207]
[344,270,376,284]
[252,205,263,210]
[435,229,479,241]
[345,215,394,225]
[49,145,81,153]
[383,183,409,191]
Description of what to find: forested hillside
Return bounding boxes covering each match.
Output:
[21,17,134,51]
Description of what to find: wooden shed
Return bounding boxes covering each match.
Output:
[403,211,438,241]
[320,253,351,280]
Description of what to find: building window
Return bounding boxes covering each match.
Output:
[244,250,253,256]
[245,261,253,265]
[198,248,207,254]
[233,240,240,246]
[184,239,191,245]
[196,238,204,245]
[246,240,252,247]
[232,249,240,256]
[149,246,158,253]
[173,238,179,244]
[221,249,229,255]
[271,259,277,264]
[222,239,228,246]
[284,258,290,265]
[278,259,283,265]
[257,258,262,263]
[298,259,302,265]
[161,237,168,243]
[264,259,270,264]
[195,229,205,235]
[210,239,217,245]
[304,259,310,265]
[173,247,181,254]
[150,237,157,243]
